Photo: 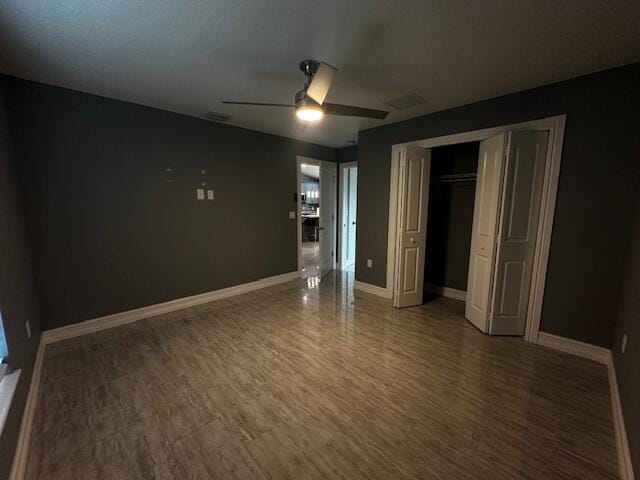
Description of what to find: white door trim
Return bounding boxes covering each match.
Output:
[385,115,566,344]
[338,161,357,270]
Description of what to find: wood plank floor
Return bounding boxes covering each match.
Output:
[26,272,618,479]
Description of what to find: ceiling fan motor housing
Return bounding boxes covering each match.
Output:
[295,89,321,110]
[299,59,320,78]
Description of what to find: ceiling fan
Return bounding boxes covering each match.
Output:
[222,60,389,122]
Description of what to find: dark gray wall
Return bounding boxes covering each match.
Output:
[336,146,357,164]
[356,64,640,348]
[612,187,640,473]
[0,79,42,479]
[4,76,336,330]
[424,142,478,292]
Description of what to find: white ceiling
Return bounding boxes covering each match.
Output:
[0,1,639,148]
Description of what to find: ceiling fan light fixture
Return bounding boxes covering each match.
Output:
[296,105,324,122]
[222,59,388,122]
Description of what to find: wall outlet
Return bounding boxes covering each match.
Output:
[366,259,373,268]
[621,333,628,354]
[288,211,296,219]
[196,189,205,200]
[25,320,32,339]
[207,189,214,200]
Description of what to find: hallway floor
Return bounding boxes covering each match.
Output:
[301,241,319,279]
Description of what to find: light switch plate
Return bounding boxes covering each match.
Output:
[366,259,373,268]
[207,190,214,200]
[196,189,205,200]
[288,211,296,219]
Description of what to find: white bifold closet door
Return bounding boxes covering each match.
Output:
[465,130,549,335]
[393,146,431,308]
[465,134,507,331]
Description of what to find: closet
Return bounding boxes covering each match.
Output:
[392,129,550,336]
[423,142,479,302]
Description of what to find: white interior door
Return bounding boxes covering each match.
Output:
[393,146,431,308]
[465,133,506,332]
[489,130,548,335]
[319,161,337,280]
[345,167,357,268]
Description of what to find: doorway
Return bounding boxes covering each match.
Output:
[299,161,320,279]
[386,115,566,343]
[423,142,479,302]
[339,162,357,272]
[297,157,337,283]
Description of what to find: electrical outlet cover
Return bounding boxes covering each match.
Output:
[196,189,205,200]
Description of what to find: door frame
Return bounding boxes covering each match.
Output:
[297,156,338,277]
[338,161,357,271]
[297,156,320,277]
[385,115,566,344]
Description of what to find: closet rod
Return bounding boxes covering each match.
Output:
[435,173,477,183]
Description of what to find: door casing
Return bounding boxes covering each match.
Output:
[338,161,357,270]
[296,156,337,277]
[385,115,566,344]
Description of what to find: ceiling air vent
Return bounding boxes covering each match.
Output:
[385,93,427,111]
[204,111,231,123]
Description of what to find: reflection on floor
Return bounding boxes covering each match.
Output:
[26,271,618,479]
[301,240,319,279]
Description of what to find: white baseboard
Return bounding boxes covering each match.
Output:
[9,338,45,480]
[9,271,300,478]
[607,353,635,480]
[537,332,610,365]
[354,280,392,299]
[537,332,634,480]
[425,284,467,301]
[42,271,300,344]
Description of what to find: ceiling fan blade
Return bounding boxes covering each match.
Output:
[323,103,389,120]
[222,101,294,108]
[306,62,337,105]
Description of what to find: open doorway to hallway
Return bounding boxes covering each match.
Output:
[300,162,320,279]
[297,157,338,283]
[339,162,357,272]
